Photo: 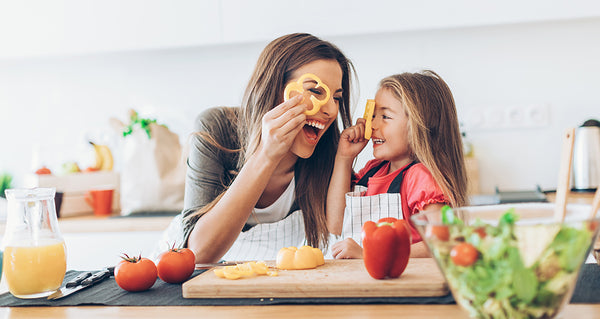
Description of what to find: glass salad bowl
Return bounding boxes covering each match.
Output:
[411,203,599,319]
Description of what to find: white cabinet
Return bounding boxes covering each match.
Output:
[220,0,600,43]
[1,0,599,59]
[0,0,222,58]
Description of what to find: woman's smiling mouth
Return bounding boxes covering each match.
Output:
[303,119,325,142]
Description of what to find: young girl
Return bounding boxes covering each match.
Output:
[174,33,355,263]
[326,70,468,259]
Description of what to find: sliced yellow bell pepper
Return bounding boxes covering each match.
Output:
[213,261,272,280]
[284,73,331,116]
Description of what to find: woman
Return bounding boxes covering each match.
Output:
[182,33,354,263]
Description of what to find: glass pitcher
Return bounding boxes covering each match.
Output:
[2,188,67,298]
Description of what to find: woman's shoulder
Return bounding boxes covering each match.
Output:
[193,107,240,149]
[195,106,239,131]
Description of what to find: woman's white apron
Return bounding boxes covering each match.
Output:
[153,210,306,262]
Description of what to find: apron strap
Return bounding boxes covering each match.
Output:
[387,161,418,193]
[355,161,389,187]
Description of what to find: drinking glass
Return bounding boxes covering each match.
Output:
[2,188,66,298]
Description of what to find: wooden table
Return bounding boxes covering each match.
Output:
[1,304,600,318]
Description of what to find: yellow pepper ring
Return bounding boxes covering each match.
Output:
[284,73,331,116]
[363,99,375,140]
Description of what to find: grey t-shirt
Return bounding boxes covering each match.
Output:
[181,106,299,247]
[181,107,240,246]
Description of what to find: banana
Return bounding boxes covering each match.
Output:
[98,144,113,171]
[89,142,114,171]
[89,141,103,170]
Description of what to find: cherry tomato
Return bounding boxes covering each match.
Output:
[588,220,599,232]
[157,247,196,283]
[114,254,157,292]
[426,225,450,241]
[474,227,486,239]
[450,243,479,267]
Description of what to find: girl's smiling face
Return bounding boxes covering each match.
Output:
[287,59,343,159]
[371,88,412,170]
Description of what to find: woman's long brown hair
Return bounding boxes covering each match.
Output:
[189,33,354,249]
[379,71,468,208]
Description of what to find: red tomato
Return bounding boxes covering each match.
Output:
[114,254,157,292]
[450,243,479,267]
[157,247,196,284]
[426,225,450,241]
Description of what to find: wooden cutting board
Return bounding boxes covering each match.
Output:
[182,258,448,299]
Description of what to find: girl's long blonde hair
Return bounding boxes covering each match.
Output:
[189,33,354,248]
[379,71,468,207]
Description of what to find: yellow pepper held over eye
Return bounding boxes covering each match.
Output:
[363,99,375,140]
[284,73,331,116]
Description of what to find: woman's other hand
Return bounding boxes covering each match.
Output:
[337,118,369,159]
[259,95,307,163]
[331,238,363,259]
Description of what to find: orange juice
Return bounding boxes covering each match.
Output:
[3,240,67,298]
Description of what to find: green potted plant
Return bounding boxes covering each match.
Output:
[0,172,12,198]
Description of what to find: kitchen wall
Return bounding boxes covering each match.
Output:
[1,14,599,194]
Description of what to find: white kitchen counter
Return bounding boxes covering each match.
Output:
[64,230,163,271]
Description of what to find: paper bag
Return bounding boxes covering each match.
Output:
[114,118,185,215]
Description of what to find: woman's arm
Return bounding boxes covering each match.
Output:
[187,151,282,262]
[326,119,368,235]
[187,96,307,263]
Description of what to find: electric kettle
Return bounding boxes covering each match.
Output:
[572,119,600,191]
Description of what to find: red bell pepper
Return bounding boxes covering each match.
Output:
[361,217,411,279]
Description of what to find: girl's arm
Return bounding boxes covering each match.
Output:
[326,118,369,235]
[326,154,354,235]
[409,202,444,258]
[187,95,307,263]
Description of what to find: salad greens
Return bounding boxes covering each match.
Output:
[428,206,595,319]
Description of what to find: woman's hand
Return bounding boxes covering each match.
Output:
[258,95,307,163]
[336,118,369,159]
[331,238,363,259]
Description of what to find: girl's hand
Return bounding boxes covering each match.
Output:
[337,118,369,159]
[331,238,363,259]
[258,95,307,163]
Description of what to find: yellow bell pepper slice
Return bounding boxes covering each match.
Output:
[363,99,375,140]
[284,73,331,116]
[213,261,273,280]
